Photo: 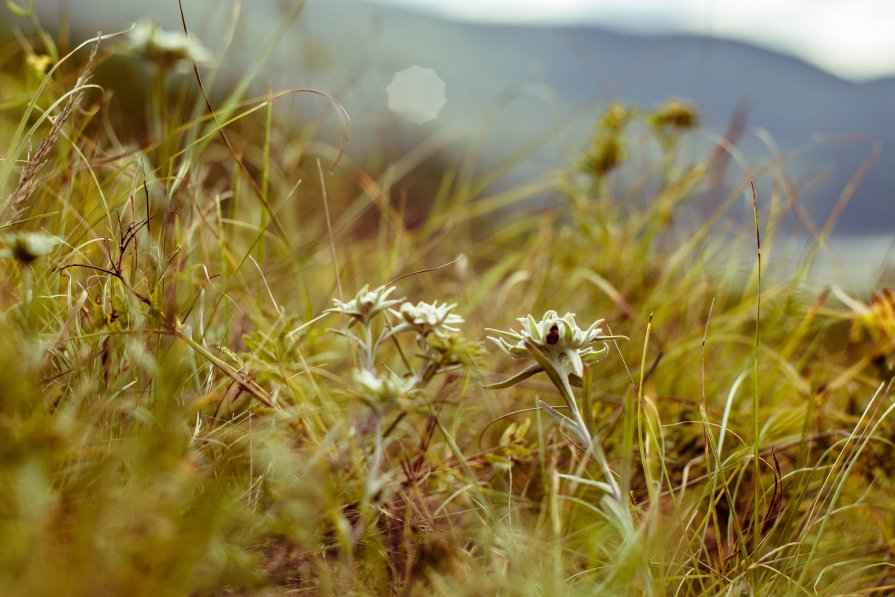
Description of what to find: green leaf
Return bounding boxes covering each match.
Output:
[329,328,363,346]
[555,472,612,495]
[523,339,566,394]
[481,364,544,390]
[3,0,34,17]
[539,400,589,445]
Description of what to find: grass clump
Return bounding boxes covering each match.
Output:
[1,11,894,595]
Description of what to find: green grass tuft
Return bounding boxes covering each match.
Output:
[0,15,893,595]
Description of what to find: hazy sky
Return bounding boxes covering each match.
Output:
[379,0,895,80]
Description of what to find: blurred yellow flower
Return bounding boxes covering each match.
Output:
[26,54,52,76]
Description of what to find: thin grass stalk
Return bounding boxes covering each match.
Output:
[797,380,894,590]
[751,181,762,560]
[636,313,654,502]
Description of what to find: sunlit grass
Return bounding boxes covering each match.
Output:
[0,12,893,595]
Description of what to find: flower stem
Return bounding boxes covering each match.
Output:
[557,363,622,503]
[365,412,385,500]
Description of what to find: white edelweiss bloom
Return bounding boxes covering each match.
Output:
[353,368,416,401]
[127,20,213,67]
[487,310,608,379]
[0,232,61,264]
[327,284,403,326]
[392,300,464,337]
[486,310,624,499]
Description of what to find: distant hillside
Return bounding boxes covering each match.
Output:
[10,0,895,234]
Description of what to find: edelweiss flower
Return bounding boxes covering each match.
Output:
[0,232,61,264]
[328,284,403,326]
[487,310,610,381]
[391,300,464,337]
[486,310,624,500]
[127,20,213,68]
[353,368,416,403]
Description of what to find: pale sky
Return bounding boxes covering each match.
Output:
[379,0,895,80]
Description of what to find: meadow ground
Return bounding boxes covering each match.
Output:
[1,18,894,596]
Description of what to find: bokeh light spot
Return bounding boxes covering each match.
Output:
[386,65,446,124]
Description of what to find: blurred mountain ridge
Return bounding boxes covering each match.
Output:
[7,0,894,235]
